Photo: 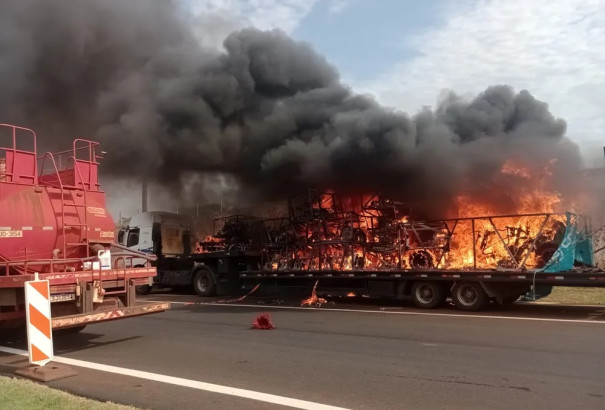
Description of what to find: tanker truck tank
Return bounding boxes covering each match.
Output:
[0,123,169,330]
[0,124,116,271]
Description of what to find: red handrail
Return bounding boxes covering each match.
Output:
[0,123,38,185]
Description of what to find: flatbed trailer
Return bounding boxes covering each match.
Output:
[239,266,605,310]
[193,209,605,311]
[156,250,256,297]
[144,246,605,311]
[132,193,605,311]
[154,246,605,311]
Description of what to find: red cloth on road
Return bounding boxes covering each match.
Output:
[252,313,275,329]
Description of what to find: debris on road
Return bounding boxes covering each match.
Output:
[183,284,261,306]
[256,298,285,305]
[214,284,261,304]
[252,313,276,330]
[301,280,328,307]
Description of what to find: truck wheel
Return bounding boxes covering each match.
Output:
[451,282,488,311]
[409,250,433,269]
[193,269,216,297]
[411,281,446,309]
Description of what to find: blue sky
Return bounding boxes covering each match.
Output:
[293,0,444,81]
[187,0,605,165]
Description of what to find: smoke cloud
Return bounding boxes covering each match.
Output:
[0,0,585,217]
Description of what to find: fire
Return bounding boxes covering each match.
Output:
[442,159,567,269]
[442,213,566,270]
[500,160,531,179]
[301,280,327,307]
[199,157,577,273]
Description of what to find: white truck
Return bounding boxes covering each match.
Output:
[117,212,194,293]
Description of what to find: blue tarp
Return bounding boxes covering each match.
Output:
[539,213,593,273]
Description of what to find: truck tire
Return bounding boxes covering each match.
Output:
[451,282,488,311]
[411,281,446,309]
[193,269,216,297]
[409,250,433,269]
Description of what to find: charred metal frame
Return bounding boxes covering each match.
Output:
[203,215,265,252]
[204,191,582,273]
[440,212,570,271]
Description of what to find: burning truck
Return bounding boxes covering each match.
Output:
[119,184,604,311]
[2,1,603,315]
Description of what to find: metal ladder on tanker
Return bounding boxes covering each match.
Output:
[41,146,129,298]
[61,186,90,258]
[38,152,91,261]
[63,148,130,299]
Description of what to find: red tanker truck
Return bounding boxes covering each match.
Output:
[0,123,168,332]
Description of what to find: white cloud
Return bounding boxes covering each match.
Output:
[358,0,605,164]
[188,0,318,34]
[327,0,354,14]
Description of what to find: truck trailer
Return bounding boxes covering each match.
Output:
[117,211,240,296]
[0,123,169,332]
[119,192,605,311]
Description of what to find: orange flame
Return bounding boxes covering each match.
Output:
[301,280,327,307]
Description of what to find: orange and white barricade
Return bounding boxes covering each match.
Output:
[24,273,54,366]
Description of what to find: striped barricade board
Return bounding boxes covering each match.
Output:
[24,276,54,366]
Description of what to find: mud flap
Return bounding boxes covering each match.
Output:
[519,285,553,301]
[480,282,531,305]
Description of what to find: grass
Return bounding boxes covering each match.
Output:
[538,287,605,305]
[0,376,137,410]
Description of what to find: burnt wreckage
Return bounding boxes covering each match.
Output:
[167,189,603,310]
[201,190,570,272]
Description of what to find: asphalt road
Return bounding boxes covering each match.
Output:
[1,296,604,409]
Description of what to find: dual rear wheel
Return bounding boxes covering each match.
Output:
[410,281,489,311]
[411,281,447,309]
[450,282,488,311]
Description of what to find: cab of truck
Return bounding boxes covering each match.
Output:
[117,211,193,260]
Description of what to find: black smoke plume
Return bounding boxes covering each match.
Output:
[0,0,584,217]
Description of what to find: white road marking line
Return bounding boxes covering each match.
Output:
[146,300,605,324]
[521,301,605,308]
[0,346,348,410]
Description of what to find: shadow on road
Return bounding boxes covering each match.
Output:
[53,333,142,356]
[0,328,142,355]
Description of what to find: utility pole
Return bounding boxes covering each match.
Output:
[142,176,148,213]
